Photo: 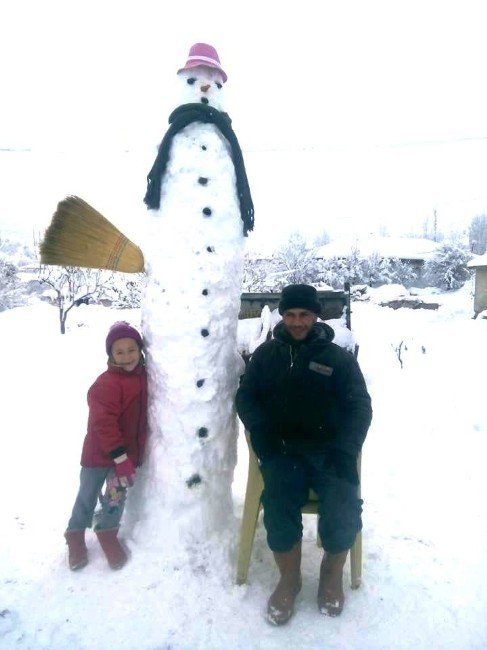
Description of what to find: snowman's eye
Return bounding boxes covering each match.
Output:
[215,82,222,89]
[187,78,196,85]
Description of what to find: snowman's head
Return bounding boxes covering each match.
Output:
[176,67,226,112]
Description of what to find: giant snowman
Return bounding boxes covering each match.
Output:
[126,43,254,575]
[40,43,254,578]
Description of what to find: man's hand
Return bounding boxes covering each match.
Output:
[329,449,359,486]
[113,453,136,487]
[257,451,279,467]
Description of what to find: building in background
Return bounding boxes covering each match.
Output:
[468,254,487,317]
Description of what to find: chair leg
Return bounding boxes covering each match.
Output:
[236,463,264,585]
[350,530,362,589]
[350,451,363,589]
[316,517,322,548]
[237,432,365,588]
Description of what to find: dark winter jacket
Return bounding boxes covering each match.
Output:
[235,322,372,461]
[81,364,148,468]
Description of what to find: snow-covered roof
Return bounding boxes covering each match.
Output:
[467,253,487,268]
[314,236,441,261]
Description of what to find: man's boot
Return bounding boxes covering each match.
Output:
[64,529,88,570]
[95,528,128,570]
[317,550,348,616]
[267,541,302,625]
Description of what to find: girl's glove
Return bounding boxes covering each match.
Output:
[113,454,136,487]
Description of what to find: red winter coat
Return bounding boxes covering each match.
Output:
[81,363,148,468]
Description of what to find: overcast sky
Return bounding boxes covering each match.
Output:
[1,0,487,249]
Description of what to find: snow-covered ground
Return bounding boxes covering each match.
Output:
[1,284,486,649]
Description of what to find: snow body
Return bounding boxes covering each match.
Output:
[130,67,246,572]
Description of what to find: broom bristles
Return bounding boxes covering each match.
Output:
[40,196,145,273]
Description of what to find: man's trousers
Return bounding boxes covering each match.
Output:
[260,451,363,553]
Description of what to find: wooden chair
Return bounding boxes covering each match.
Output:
[236,432,362,588]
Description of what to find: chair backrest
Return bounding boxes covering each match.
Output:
[240,288,351,328]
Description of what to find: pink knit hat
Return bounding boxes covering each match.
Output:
[105,321,143,355]
[177,43,227,83]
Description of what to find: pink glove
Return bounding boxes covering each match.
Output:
[113,454,136,487]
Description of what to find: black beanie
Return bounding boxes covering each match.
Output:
[278,284,322,316]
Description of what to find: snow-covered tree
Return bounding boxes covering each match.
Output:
[342,247,366,285]
[0,259,22,311]
[388,258,418,286]
[362,255,418,287]
[317,251,371,288]
[361,253,387,286]
[38,266,114,333]
[274,232,319,286]
[421,210,445,242]
[312,230,331,247]
[423,243,472,290]
[316,256,349,289]
[316,252,418,289]
[242,255,278,292]
[469,214,487,255]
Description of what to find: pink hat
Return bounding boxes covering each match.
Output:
[177,43,227,83]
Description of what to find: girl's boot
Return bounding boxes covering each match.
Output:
[95,528,127,569]
[317,550,348,616]
[64,529,88,570]
[267,541,302,625]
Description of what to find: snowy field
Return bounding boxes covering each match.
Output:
[1,284,486,649]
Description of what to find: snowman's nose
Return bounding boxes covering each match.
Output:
[200,84,210,92]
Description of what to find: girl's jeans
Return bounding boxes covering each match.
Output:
[67,467,127,531]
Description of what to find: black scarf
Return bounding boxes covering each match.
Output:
[144,103,254,237]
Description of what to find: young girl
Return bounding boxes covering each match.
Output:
[64,321,147,570]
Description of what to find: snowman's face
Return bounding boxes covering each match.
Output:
[176,67,226,111]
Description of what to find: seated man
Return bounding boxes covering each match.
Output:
[236,284,372,625]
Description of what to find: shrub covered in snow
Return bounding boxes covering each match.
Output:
[0,259,23,311]
[272,232,320,287]
[243,237,422,292]
[423,242,472,290]
[242,256,279,292]
[316,252,418,290]
[243,233,321,292]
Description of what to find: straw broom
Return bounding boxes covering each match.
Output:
[40,196,145,273]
